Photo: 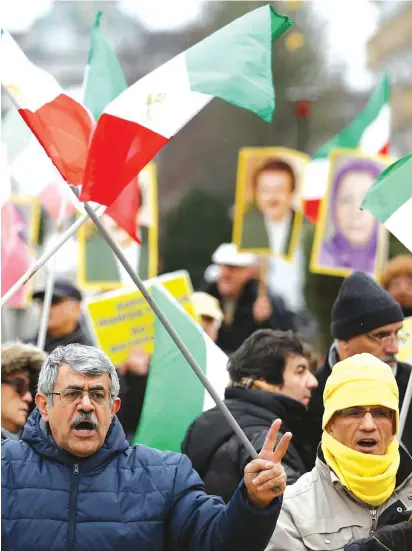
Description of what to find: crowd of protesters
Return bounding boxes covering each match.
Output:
[2,245,412,550]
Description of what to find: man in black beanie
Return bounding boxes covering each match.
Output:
[308,271,412,457]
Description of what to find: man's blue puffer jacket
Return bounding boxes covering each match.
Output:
[2,408,282,551]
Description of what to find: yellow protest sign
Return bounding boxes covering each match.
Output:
[398,317,412,365]
[85,271,197,366]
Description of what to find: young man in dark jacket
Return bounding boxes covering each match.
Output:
[308,271,412,458]
[2,343,291,551]
[182,330,318,502]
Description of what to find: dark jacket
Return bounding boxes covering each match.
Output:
[344,521,412,551]
[308,345,412,458]
[117,371,148,442]
[182,387,316,503]
[26,321,94,354]
[2,408,282,551]
[205,279,295,355]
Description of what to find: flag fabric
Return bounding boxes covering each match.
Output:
[0,29,94,186]
[361,153,412,253]
[133,284,229,452]
[83,11,140,241]
[10,138,77,222]
[302,75,391,223]
[1,201,35,308]
[80,6,292,206]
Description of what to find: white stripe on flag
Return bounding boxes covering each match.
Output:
[302,157,329,201]
[202,336,229,411]
[385,197,412,253]
[105,53,213,138]
[359,104,390,154]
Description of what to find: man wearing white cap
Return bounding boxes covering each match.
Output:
[204,244,294,354]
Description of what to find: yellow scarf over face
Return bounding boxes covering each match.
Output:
[321,431,400,507]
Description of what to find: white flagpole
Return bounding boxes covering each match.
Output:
[36,196,68,350]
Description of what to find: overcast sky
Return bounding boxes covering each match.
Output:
[1,0,380,91]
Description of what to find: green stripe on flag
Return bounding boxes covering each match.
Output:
[314,74,390,159]
[84,11,128,120]
[132,285,207,452]
[187,5,292,123]
[361,152,412,223]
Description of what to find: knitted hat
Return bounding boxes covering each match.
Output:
[1,342,46,378]
[331,272,403,340]
[322,353,399,433]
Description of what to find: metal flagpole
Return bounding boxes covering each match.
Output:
[0,205,105,309]
[78,191,259,461]
[36,197,68,350]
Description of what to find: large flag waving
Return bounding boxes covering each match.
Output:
[80,6,292,206]
[361,153,412,253]
[83,11,140,242]
[133,284,228,452]
[0,29,94,186]
[302,75,390,223]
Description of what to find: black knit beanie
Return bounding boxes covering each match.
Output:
[331,272,404,340]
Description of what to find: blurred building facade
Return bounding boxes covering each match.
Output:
[367,2,412,155]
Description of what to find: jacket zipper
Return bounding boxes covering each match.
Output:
[370,508,377,532]
[68,464,80,551]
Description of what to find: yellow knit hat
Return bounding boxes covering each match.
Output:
[322,353,399,433]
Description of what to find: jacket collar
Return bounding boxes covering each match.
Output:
[22,408,129,471]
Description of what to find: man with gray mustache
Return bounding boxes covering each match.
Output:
[308,271,412,457]
[2,343,291,551]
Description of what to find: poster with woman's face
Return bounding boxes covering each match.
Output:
[77,163,158,291]
[232,147,310,260]
[1,196,41,309]
[310,150,392,278]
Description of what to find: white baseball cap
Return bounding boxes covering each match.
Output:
[212,243,256,268]
[192,292,224,322]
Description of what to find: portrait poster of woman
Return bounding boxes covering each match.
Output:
[232,147,310,260]
[310,150,392,278]
[1,196,41,309]
[77,163,158,291]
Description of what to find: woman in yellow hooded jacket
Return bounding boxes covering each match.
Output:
[266,353,412,551]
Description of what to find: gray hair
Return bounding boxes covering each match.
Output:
[37,344,120,401]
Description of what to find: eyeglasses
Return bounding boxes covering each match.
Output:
[367,329,409,346]
[3,378,31,397]
[50,389,112,405]
[335,406,394,423]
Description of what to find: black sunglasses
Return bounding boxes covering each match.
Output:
[3,378,31,397]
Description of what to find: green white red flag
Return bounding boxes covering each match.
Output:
[302,75,391,223]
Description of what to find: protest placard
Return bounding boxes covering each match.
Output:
[85,270,197,366]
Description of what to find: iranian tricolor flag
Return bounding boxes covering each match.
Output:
[0,29,94,186]
[133,285,229,452]
[80,5,292,206]
[303,75,391,223]
[83,11,141,242]
[361,153,412,253]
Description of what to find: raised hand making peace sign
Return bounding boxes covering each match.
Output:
[243,419,292,508]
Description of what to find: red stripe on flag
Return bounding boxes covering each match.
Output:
[18,94,93,186]
[379,142,390,156]
[105,177,141,243]
[80,113,168,206]
[303,198,320,225]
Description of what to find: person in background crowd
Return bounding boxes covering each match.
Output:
[381,254,412,318]
[26,279,94,353]
[116,347,150,442]
[3,343,291,551]
[267,354,412,551]
[1,342,46,440]
[308,271,412,458]
[182,330,318,502]
[204,243,295,354]
[192,291,224,343]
